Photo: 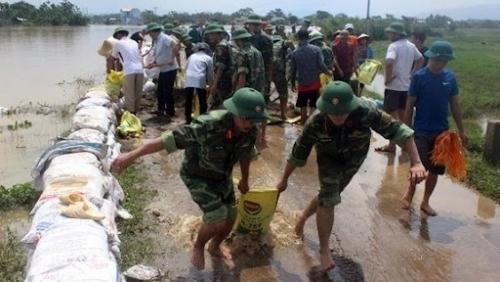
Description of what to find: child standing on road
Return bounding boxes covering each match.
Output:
[402,41,468,216]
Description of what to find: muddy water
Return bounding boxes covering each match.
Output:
[140,118,500,281]
[1,25,500,281]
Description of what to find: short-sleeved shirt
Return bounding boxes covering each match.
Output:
[213,40,234,83]
[235,42,265,92]
[287,100,414,168]
[111,38,143,75]
[161,110,258,180]
[409,68,459,135]
[290,41,328,87]
[185,51,214,89]
[331,41,356,74]
[385,39,423,91]
[153,33,178,72]
[248,30,274,68]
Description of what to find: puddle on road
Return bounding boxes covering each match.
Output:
[139,119,500,282]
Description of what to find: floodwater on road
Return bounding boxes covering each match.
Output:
[0,25,499,282]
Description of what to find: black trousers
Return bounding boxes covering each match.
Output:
[185,87,208,124]
[157,69,177,116]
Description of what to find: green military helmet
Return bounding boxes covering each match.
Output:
[276,24,285,30]
[203,23,225,35]
[163,23,174,32]
[223,88,270,122]
[425,40,456,61]
[302,19,311,25]
[265,25,275,31]
[246,14,263,25]
[112,27,129,38]
[272,35,283,42]
[317,81,360,115]
[231,28,252,40]
[309,32,324,43]
[172,27,184,37]
[145,22,163,33]
[384,22,407,36]
[181,33,192,43]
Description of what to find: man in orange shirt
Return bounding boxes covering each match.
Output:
[334,23,358,46]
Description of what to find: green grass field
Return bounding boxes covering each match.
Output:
[368,28,500,202]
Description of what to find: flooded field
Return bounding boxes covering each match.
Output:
[1,25,499,282]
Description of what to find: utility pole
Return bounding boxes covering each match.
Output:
[153,6,158,21]
[366,0,371,32]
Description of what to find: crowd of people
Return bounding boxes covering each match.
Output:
[108,14,468,273]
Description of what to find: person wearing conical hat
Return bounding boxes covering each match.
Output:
[375,22,425,153]
[107,27,144,115]
[276,81,427,272]
[402,40,468,216]
[112,87,270,271]
[356,33,374,95]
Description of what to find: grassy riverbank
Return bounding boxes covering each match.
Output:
[366,28,500,202]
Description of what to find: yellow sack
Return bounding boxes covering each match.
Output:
[319,73,332,94]
[233,187,279,234]
[117,111,143,138]
[177,71,186,88]
[107,70,124,85]
[357,59,381,86]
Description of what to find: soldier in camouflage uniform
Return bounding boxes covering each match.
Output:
[245,14,274,103]
[264,24,274,36]
[276,25,287,39]
[204,24,235,109]
[309,33,334,72]
[112,88,270,271]
[272,35,289,120]
[276,81,427,272]
[181,34,194,59]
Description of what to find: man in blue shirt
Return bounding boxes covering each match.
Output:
[402,41,468,216]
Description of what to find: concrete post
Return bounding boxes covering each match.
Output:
[483,120,500,165]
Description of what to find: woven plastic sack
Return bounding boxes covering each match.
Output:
[357,59,382,85]
[233,186,279,234]
[76,97,112,111]
[117,111,143,138]
[68,129,107,144]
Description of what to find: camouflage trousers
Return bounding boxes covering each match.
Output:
[209,81,233,110]
[262,75,272,104]
[272,70,288,99]
[180,170,237,224]
[316,151,367,207]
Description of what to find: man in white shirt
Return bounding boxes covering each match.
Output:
[107,27,144,114]
[144,23,180,118]
[184,42,215,124]
[376,22,424,153]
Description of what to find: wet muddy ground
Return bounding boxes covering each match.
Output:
[116,92,500,282]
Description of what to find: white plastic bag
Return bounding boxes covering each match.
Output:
[30,163,108,214]
[72,106,114,133]
[84,90,111,101]
[68,129,107,144]
[142,80,156,94]
[25,222,119,282]
[76,97,112,111]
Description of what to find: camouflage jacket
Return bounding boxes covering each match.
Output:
[185,43,194,59]
[247,29,273,68]
[320,42,334,71]
[213,40,234,83]
[161,110,258,180]
[288,100,414,167]
[235,42,265,92]
[272,40,287,73]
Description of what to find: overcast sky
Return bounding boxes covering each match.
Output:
[8,0,499,18]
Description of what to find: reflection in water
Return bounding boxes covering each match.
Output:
[477,195,496,219]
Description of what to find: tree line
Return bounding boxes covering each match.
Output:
[0,1,89,26]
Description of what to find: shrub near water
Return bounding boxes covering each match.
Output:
[0,229,26,282]
[0,183,40,211]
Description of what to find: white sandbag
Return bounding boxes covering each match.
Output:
[142,80,156,94]
[72,106,114,133]
[101,199,121,259]
[84,90,111,101]
[76,97,112,111]
[68,128,107,143]
[22,198,103,246]
[25,222,119,282]
[49,152,101,169]
[30,164,108,214]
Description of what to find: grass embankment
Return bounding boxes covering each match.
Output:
[366,28,500,202]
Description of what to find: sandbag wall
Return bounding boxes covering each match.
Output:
[23,88,127,282]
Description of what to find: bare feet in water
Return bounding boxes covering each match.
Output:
[294,212,306,240]
[401,191,414,210]
[208,243,232,260]
[320,251,336,272]
[420,204,438,216]
[190,247,205,270]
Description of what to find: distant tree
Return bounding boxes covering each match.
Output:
[316,10,332,20]
[231,7,254,18]
[141,10,157,24]
[335,13,348,19]
[287,13,299,24]
[265,8,286,20]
